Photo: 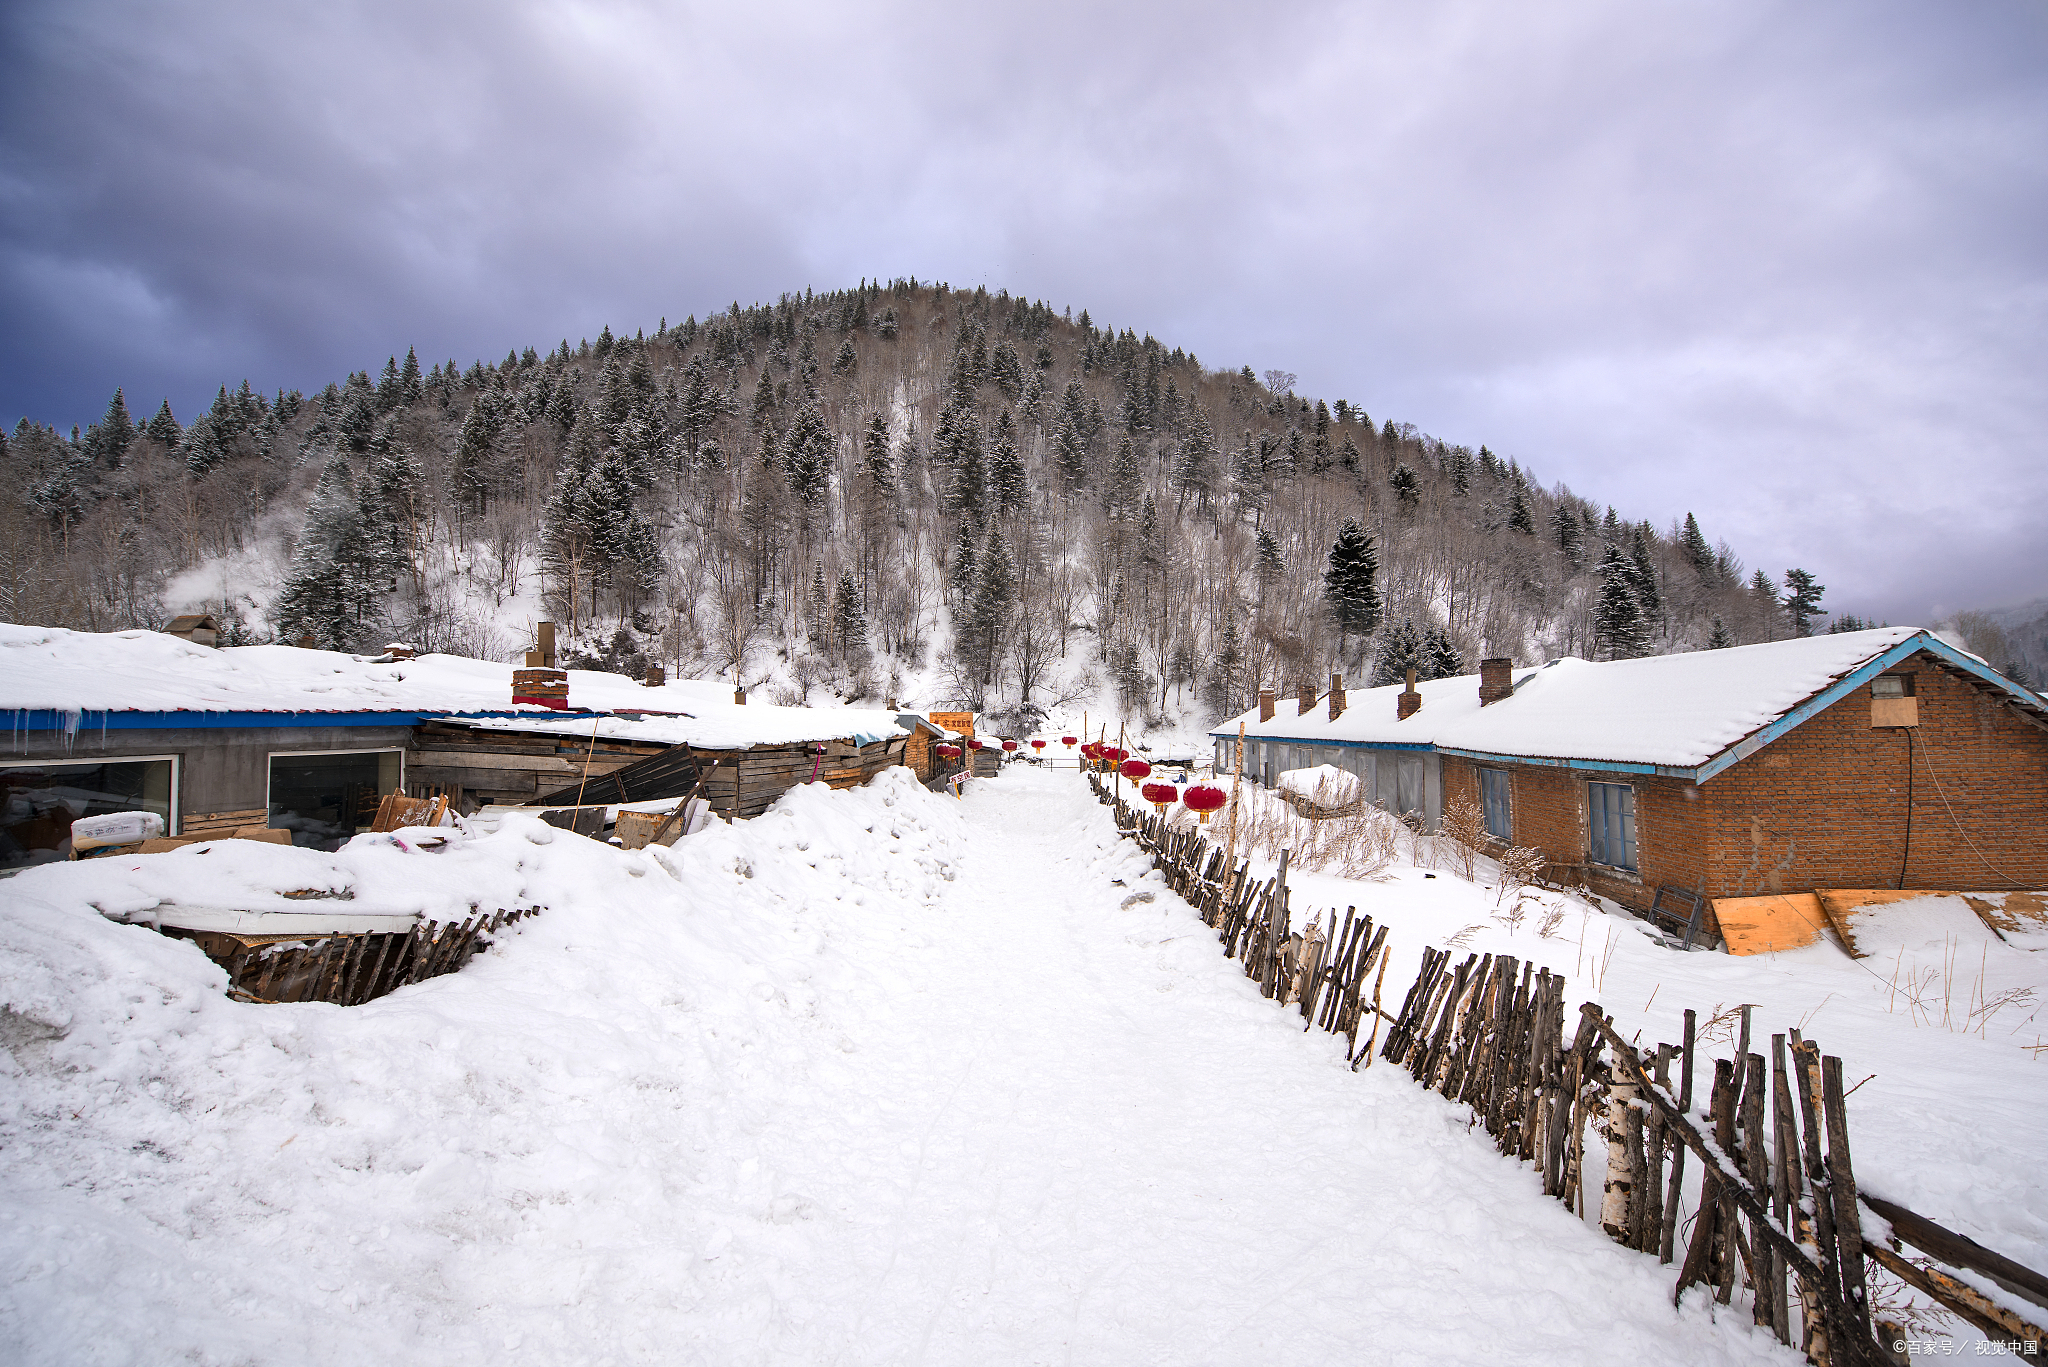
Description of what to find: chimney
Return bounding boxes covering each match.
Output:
[1397,667,1422,721]
[1258,688,1276,723]
[1297,681,1316,716]
[1328,673,1346,721]
[1479,657,1515,706]
[734,687,747,706]
[643,664,665,688]
[537,621,557,669]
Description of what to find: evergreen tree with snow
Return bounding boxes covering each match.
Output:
[145,399,181,445]
[1422,624,1463,680]
[834,572,867,659]
[1255,528,1285,599]
[1595,545,1650,660]
[1551,504,1583,567]
[1370,619,1425,687]
[988,410,1027,518]
[1628,524,1662,630]
[1322,519,1382,646]
[1707,617,1732,648]
[948,520,978,605]
[273,457,385,650]
[1390,463,1420,508]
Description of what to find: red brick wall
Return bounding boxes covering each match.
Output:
[1700,654,2048,895]
[1443,757,1703,913]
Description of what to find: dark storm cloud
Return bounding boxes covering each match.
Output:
[3,0,2043,623]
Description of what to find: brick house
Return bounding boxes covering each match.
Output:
[1212,628,2048,926]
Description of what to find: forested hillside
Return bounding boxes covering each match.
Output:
[2,280,1836,733]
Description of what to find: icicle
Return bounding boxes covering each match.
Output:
[61,707,81,750]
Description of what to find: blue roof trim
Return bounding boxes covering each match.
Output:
[7,707,581,733]
[1692,632,2045,783]
[1204,732,1436,752]
[1435,747,1697,779]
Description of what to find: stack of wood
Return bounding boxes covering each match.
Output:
[409,720,670,807]
[196,907,540,1006]
[512,668,569,709]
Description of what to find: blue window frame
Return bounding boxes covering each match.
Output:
[1479,768,1512,842]
[1588,781,1637,872]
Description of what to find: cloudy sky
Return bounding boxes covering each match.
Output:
[4,0,2043,624]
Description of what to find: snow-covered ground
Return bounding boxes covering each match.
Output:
[3,765,2041,1364]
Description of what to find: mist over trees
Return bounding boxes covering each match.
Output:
[1,279,1892,728]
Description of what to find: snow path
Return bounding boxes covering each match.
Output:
[0,766,1801,1366]
[703,768,1791,1365]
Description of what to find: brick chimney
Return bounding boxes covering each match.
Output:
[537,621,557,669]
[1328,673,1346,721]
[1479,657,1514,706]
[1297,681,1316,716]
[1397,667,1422,720]
[1258,688,1276,723]
[734,687,747,706]
[643,664,665,687]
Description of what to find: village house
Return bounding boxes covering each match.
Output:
[1,621,914,868]
[1212,628,2048,926]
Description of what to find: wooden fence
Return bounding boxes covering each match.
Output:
[1088,772,2046,1365]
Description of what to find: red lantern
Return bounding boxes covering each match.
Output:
[1140,780,1178,811]
[967,738,983,751]
[1182,784,1228,823]
[1061,735,1077,749]
[936,743,961,760]
[1001,740,1018,752]
[1120,758,1151,781]
[1030,739,1046,751]
[1107,748,1129,766]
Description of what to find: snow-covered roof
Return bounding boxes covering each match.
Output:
[0,623,907,750]
[1211,628,2043,779]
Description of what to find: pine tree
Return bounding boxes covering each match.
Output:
[1551,504,1583,567]
[1370,619,1424,687]
[1052,411,1089,495]
[1783,568,1826,637]
[1680,512,1713,575]
[962,530,1015,691]
[145,399,181,445]
[988,410,1027,517]
[780,402,833,515]
[399,347,423,403]
[1628,524,1662,630]
[273,457,383,650]
[1255,529,1285,598]
[1422,624,1464,680]
[1104,436,1141,516]
[1204,613,1246,716]
[99,389,133,463]
[861,415,895,494]
[834,572,867,658]
[948,520,978,604]
[1707,618,1732,649]
[1323,520,1382,645]
[1390,463,1421,507]
[1595,545,1650,660]
[1507,486,1535,534]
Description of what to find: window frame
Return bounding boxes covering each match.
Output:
[1587,780,1638,872]
[265,747,406,846]
[1478,767,1512,843]
[0,754,181,862]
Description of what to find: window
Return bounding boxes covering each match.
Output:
[1,757,176,870]
[1479,768,1512,842]
[268,749,403,851]
[1588,781,1637,872]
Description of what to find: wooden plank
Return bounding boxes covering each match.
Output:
[1816,889,2003,959]
[1711,893,1834,956]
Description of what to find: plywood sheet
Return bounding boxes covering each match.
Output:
[1712,893,1836,956]
[1816,889,2002,960]
[1960,890,2048,951]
